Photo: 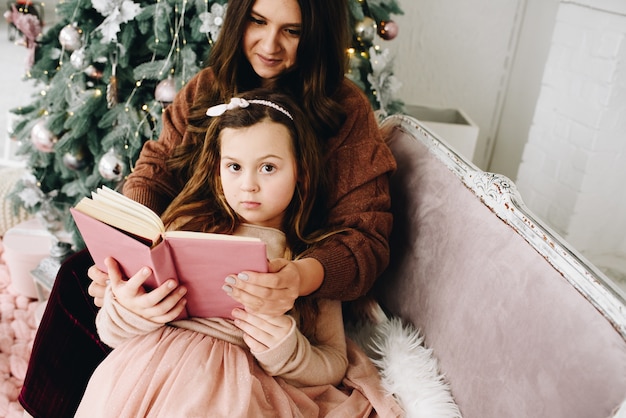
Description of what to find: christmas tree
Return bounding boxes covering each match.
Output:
[7,0,404,249]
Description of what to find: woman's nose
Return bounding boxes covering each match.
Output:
[259,28,280,54]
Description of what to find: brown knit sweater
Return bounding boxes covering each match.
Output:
[123,68,396,300]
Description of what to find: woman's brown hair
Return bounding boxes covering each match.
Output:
[200,0,351,139]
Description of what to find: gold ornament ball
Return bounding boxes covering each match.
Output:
[84,65,103,80]
[355,17,377,43]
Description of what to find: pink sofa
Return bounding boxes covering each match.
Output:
[375,114,626,417]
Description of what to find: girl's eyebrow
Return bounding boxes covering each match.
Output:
[222,154,285,161]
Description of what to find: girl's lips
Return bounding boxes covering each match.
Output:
[240,201,261,209]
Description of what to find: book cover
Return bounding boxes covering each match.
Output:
[70,208,268,320]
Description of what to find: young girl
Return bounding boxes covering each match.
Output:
[74,90,402,417]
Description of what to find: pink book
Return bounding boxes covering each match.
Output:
[70,188,267,320]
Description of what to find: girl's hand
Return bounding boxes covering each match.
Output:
[223,257,323,316]
[231,308,293,352]
[104,257,187,324]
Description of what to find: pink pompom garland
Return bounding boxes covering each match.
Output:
[0,239,39,417]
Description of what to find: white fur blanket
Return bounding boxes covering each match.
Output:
[346,309,462,418]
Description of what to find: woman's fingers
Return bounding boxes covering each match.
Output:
[224,258,299,315]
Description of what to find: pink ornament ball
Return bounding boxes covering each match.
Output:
[378,20,399,40]
[30,120,57,153]
[155,77,177,103]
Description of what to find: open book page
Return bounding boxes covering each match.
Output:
[74,187,262,245]
[92,186,164,230]
[73,187,165,245]
[164,230,262,241]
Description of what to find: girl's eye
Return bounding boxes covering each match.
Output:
[228,163,241,172]
[261,164,275,174]
[286,28,301,37]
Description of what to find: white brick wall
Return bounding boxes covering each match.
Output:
[516,1,626,261]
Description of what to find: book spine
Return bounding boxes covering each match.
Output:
[149,242,189,319]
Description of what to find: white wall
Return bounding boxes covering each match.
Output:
[387,0,559,177]
[516,1,626,268]
[490,0,560,180]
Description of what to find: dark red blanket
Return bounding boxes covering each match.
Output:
[19,249,111,418]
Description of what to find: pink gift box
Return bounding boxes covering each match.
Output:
[3,219,51,299]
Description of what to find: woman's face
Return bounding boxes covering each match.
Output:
[243,0,302,82]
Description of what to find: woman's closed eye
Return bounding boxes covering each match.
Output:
[248,15,265,26]
[285,27,301,37]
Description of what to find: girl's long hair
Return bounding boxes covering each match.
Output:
[162,89,335,339]
[198,0,351,139]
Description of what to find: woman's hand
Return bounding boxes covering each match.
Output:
[98,257,187,324]
[223,257,323,316]
[231,308,293,352]
[87,264,109,307]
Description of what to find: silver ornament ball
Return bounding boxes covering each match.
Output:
[98,149,126,181]
[63,150,88,171]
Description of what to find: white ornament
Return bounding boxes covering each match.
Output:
[92,0,142,44]
[70,48,86,69]
[199,3,227,40]
[59,24,82,52]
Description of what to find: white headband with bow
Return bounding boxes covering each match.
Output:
[206,97,293,120]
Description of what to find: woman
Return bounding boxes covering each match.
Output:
[91,0,395,316]
[20,0,396,416]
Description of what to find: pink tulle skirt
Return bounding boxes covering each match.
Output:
[75,326,402,417]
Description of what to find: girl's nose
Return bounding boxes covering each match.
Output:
[241,173,259,192]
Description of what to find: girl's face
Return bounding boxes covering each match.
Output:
[243,0,301,82]
[220,120,298,229]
